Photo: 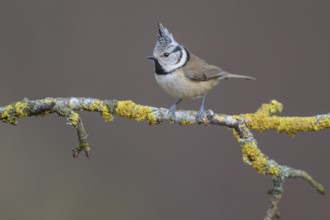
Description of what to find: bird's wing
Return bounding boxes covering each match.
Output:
[183,53,256,81]
[183,53,228,81]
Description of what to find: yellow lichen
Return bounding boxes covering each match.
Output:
[212,114,227,122]
[15,102,28,118]
[69,112,80,126]
[245,114,328,137]
[256,100,283,116]
[1,104,15,124]
[44,98,55,103]
[244,113,272,132]
[251,157,268,174]
[242,143,260,160]
[231,128,240,140]
[268,165,280,176]
[147,111,157,124]
[101,110,113,122]
[241,100,330,136]
[180,120,194,125]
[241,142,267,174]
[115,100,157,124]
[86,100,114,122]
[319,116,330,129]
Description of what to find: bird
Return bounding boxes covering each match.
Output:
[147,23,256,121]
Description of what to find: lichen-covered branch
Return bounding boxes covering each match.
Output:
[1,97,329,219]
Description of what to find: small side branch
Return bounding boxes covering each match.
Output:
[284,167,325,194]
[72,118,91,159]
[264,177,283,220]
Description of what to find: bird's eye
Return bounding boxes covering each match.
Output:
[163,52,170,57]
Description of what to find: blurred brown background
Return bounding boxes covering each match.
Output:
[0,1,329,219]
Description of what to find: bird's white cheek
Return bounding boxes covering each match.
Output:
[159,49,188,73]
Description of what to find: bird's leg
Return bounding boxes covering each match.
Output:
[168,98,183,121]
[197,95,206,121]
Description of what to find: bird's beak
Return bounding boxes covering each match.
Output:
[147,55,157,60]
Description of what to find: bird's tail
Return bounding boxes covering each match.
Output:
[219,71,256,80]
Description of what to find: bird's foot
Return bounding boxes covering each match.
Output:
[168,104,177,121]
[196,106,205,123]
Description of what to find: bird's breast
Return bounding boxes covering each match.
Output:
[154,69,219,99]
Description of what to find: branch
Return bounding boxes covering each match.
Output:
[1,97,329,219]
